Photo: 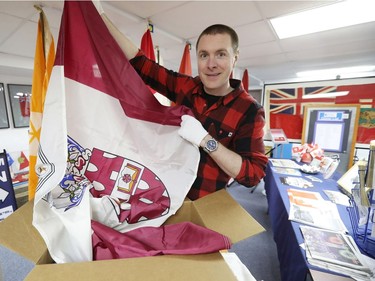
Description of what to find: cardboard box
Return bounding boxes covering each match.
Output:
[0,189,264,280]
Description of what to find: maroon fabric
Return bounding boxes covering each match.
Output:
[55,1,192,126]
[92,220,231,260]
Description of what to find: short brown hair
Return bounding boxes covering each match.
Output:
[196,24,239,53]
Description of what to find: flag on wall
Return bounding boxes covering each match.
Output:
[32,1,200,263]
[179,43,192,76]
[28,7,55,199]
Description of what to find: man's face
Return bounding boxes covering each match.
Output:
[196,33,237,96]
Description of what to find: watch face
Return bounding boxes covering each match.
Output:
[206,139,218,152]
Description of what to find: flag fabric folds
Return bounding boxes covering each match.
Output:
[28,7,55,200]
[32,1,200,263]
[92,221,231,260]
[179,43,192,76]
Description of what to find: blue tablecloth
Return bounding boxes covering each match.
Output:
[264,162,353,281]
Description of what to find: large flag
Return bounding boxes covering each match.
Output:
[28,7,55,199]
[32,1,200,263]
[179,43,192,76]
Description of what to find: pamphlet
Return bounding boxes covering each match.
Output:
[280,176,313,188]
[272,167,302,176]
[269,159,301,169]
[287,189,347,232]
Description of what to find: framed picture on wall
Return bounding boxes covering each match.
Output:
[0,83,10,129]
[7,84,32,128]
[301,104,360,175]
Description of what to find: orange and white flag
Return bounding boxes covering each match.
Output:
[28,7,55,199]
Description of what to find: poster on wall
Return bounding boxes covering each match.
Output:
[0,83,10,129]
[264,77,375,144]
[7,84,32,128]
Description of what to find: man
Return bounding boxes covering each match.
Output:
[100,11,268,200]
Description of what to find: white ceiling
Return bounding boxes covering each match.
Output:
[1,1,375,89]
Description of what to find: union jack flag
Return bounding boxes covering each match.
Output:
[269,86,337,116]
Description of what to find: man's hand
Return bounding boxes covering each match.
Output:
[178,115,208,147]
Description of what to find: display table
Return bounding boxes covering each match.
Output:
[264,161,355,281]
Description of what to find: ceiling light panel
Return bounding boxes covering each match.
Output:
[270,0,375,39]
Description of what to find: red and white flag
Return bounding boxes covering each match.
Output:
[32,1,200,263]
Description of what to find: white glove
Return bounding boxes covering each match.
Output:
[178,115,208,147]
[92,0,105,15]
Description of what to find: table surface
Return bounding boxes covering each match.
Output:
[264,161,356,281]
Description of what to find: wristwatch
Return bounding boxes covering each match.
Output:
[203,138,218,153]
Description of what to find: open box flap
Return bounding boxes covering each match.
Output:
[193,189,265,243]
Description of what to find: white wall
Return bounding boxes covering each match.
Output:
[0,73,32,154]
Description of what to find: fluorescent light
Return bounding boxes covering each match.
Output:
[302,91,349,99]
[270,0,375,39]
[297,65,375,78]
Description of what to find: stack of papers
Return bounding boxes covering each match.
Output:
[287,189,347,232]
[300,225,375,281]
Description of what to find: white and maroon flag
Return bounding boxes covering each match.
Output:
[32,1,200,263]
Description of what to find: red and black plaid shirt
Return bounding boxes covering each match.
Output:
[130,52,268,200]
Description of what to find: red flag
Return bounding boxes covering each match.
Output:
[18,151,29,171]
[179,43,192,76]
[140,28,156,61]
[140,28,157,95]
[242,69,249,92]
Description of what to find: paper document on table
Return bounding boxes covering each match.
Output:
[280,176,313,188]
[269,159,300,169]
[287,189,347,232]
[323,190,350,206]
[272,167,302,176]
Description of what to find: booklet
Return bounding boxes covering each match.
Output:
[287,189,347,232]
